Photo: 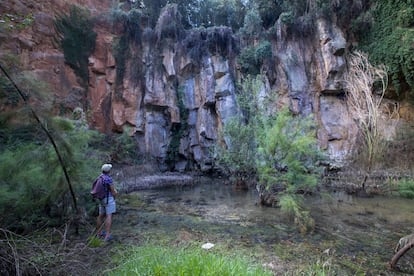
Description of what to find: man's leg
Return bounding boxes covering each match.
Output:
[103,197,116,240]
[96,212,105,234]
[104,213,112,239]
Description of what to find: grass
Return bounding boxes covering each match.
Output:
[107,244,272,276]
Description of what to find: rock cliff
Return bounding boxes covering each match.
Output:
[1,1,411,171]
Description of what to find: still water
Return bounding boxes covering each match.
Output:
[120,178,414,274]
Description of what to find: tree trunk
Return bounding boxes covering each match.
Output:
[390,240,414,269]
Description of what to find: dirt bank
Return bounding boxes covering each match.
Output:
[113,164,214,193]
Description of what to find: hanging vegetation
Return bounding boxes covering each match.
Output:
[54,5,96,88]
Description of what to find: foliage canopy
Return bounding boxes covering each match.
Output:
[358,0,414,94]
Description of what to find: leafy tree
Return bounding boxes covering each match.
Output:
[239,6,263,42]
[0,115,104,231]
[0,58,106,232]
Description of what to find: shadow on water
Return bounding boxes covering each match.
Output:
[116,178,414,274]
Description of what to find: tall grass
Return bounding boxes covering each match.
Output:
[108,245,272,276]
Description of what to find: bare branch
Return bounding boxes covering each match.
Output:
[343,51,389,189]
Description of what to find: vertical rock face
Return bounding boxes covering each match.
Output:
[2,2,407,171]
[105,12,355,170]
[267,17,357,168]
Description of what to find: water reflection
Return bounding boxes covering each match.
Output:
[141,180,287,225]
[128,178,414,272]
[141,180,414,233]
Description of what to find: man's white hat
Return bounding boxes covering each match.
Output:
[101,163,112,172]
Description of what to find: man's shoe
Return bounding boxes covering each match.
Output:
[104,235,113,242]
[97,230,106,238]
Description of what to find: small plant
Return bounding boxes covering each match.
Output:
[166,88,189,167]
[87,235,103,247]
[279,194,315,234]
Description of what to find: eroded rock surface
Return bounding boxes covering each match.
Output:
[1,1,411,171]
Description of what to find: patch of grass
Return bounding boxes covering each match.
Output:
[108,244,272,276]
[87,236,103,248]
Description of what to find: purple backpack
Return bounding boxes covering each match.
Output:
[90,175,107,200]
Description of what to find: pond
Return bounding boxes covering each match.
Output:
[115,177,414,274]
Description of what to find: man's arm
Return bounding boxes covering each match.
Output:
[109,184,118,198]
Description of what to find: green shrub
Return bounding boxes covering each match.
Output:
[255,108,323,233]
[109,245,272,276]
[257,108,323,194]
[255,41,272,62]
[351,11,373,38]
[215,76,262,180]
[215,117,257,179]
[238,41,272,75]
[398,179,414,199]
[238,46,259,75]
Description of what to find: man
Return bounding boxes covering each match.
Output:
[96,163,117,241]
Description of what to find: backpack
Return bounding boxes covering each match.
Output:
[90,175,108,200]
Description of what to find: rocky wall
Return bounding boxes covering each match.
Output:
[1,1,412,172]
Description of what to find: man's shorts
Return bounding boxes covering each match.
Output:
[99,196,116,215]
